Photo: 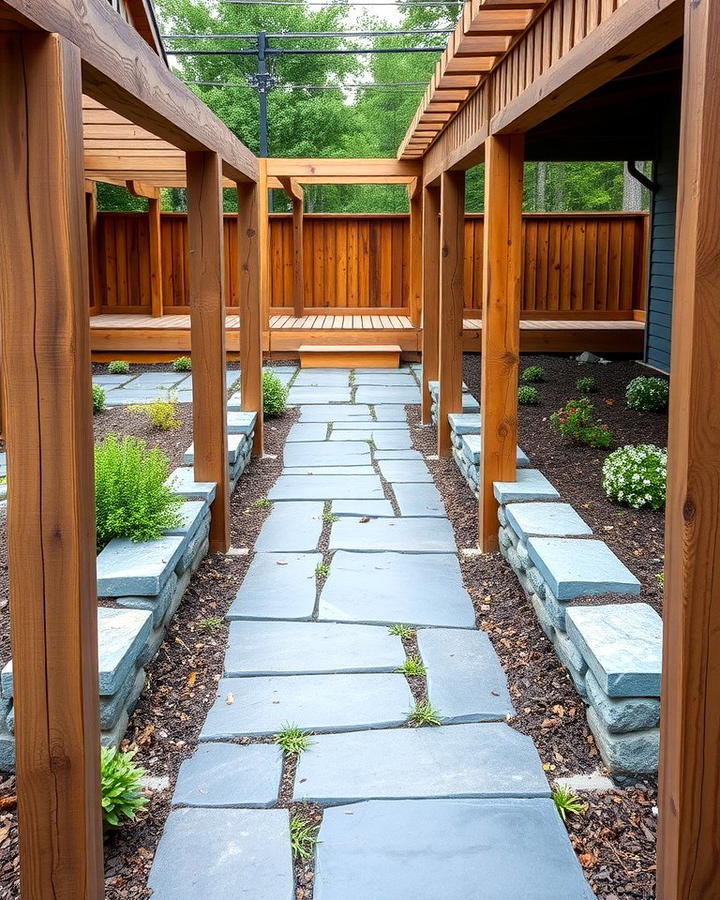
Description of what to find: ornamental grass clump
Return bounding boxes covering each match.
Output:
[100,746,147,828]
[94,434,182,550]
[263,369,288,417]
[518,385,539,406]
[625,375,669,412]
[550,397,612,449]
[602,443,667,510]
[130,393,181,431]
[92,383,106,414]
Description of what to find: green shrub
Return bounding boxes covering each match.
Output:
[92,384,106,414]
[173,356,192,372]
[108,360,130,375]
[550,398,612,449]
[518,385,539,405]
[130,394,180,431]
[602,443,666,510]
[263,369,288,417]
[94,434,182,549]
[625,376,669,412]
[100,746,147,828]
[521,365,544,384]
[576,376,596,394]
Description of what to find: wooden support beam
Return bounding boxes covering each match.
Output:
[186,150,230,552]
[657,0,720,896]
[408,187,423,328]
[236,181,264,456]
[437,170,465,455]
[0,32,104,899]
[282,182,305,319]
[85,184,102,314]
[257,159,271,339]
[126,179,160,200]
[148,196,163,317]
[266,158,421,179]
[479,134,524,551]
[421,185,441,424]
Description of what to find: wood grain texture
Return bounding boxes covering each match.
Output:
[657,0,720,896]
[438,170,466,455]
[421,186,441,424]
[479,134,524,551]
[148,197,162,317]
[236,181,264,456]
[408,191,423,327]
[0,32,103,899]
[186,151,230,552]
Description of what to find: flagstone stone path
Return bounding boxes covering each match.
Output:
[148,366,593,900]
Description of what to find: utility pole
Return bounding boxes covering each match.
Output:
[246,32,274,205]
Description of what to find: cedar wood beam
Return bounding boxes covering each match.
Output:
[0,0,257,183]
[266,159,421,179]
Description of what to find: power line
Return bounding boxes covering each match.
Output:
[163,29,453,38]
[170,45,443,54]
[224,0,463,5]
[185,79,426,88]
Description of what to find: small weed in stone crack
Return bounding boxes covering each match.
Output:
[552,785,586,823]
[315,562,330,579]
[388,623,413,638]
[406,700,442,727]
[322,511,339,524]
[395,655,425,677]
[289,802,323,898]
[252,497,272,509]
[274,724,314,755]
[196,616,225,632]
[290,815,321,861]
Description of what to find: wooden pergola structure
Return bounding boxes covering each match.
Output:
[0,0,262,894]
[0,0,718,895]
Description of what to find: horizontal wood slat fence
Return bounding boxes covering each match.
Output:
[94,211,647,319]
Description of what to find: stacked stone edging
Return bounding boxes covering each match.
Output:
[437,406,663,775]
[183,411,256,492]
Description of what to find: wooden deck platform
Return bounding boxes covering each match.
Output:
[89,313,645,359]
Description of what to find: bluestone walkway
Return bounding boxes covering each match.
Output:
[148,366,593,900]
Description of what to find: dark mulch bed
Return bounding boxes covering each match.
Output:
[0,392,297,898]
[463,353,667,615]
[408,350,663,899]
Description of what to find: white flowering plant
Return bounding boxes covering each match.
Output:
[602,443,667,510]
[625,376,669,412]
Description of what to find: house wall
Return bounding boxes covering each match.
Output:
[645,92,681,373]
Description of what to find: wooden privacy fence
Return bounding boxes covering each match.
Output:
[94,210,648,319]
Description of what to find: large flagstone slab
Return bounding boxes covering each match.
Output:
[292,723,548,803]
[227,553,320,621]
[319,551,474,627]
[374,405,408,421]
[355,386,421,405]
[328,517,455,553]
[224,621,405,675]
[96,534,184,596]
[293,370,351,387]
[288,386,351,404]
[353,372,417,386]
[377,459,431,483]
[505,501,592,540]
[373,430,414,450]
[417,629,514,723]
[313,799,593,900]
[172,743,282,807]
[254,501,323,552]
[268,474,384,501]
[284,441,371,468]
[200,673,412,738]
[286,423,328,442]
[329,420,407,431]
[331,499,395,517]
[374,449,423,461]
[129,372,187,388]
[148,808,293,900]
[299,404,372,422]
[392,482,445,517]
[282,465,375,476]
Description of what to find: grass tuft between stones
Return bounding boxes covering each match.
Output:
[289,816,320,861]
[552,785,586,822]
[275,724,314,755]
[406,700,441,727]
[388,623,413,639]
[395,655,426,677]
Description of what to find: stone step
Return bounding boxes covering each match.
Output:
[318,551,475,628]
[227,552,321,621]
[505,501,592,541]
[148,808,293,900]
[268,474,384,502]
[328,517,455,553]
[292,723,549,804]
[200,673,413,739]
[313,799,593,900]
[493,469,559,503]
[254,501,324,553]
[224,621,405,676]
[417,629,514,723]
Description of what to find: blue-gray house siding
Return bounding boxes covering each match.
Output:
[645,96,680,373]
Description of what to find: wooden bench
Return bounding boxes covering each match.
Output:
[299,344,402,369]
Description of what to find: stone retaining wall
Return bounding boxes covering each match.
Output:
[441,408,663,776]
[0,413,256,772]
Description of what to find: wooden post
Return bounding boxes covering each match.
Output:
[437,169,465,455]
[85,183,102,315]
[148,196,163,317]
[186,150,230,552]
[0,32,104,898]
[478,134,524,552]
[257,159,271,344]
[237,180,264,456]
[421,184,441,423]
[291,192,304,318]
[408,185,423,328]
[657,0,720,896]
